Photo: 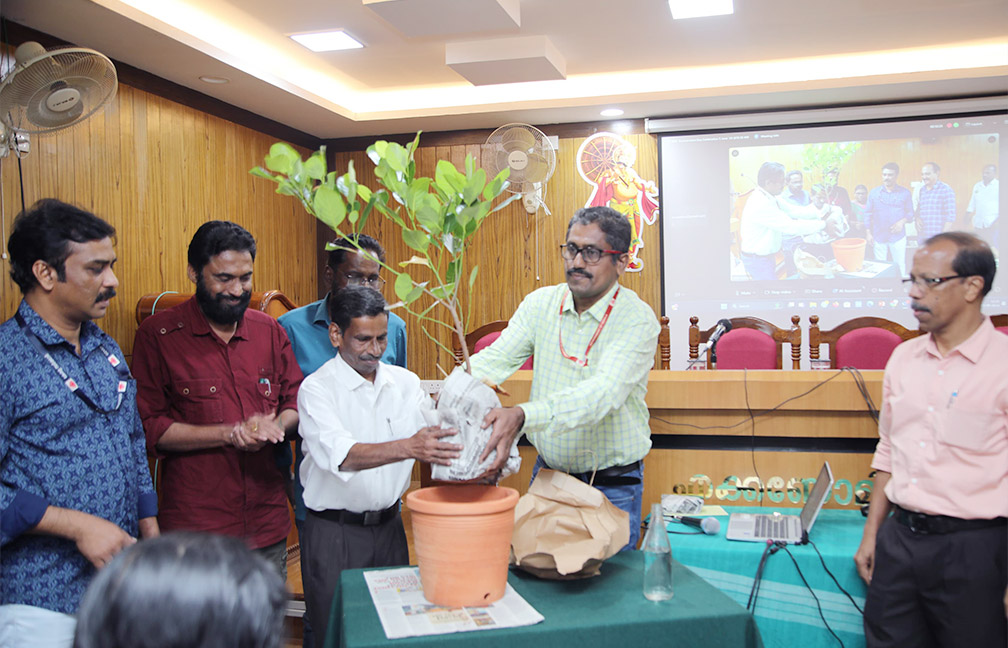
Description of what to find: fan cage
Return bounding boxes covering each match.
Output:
[482,123,557,194]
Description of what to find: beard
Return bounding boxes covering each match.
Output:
[195,275,251,325]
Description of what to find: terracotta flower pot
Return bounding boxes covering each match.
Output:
[831,237,867,271]
[405,485,519,607]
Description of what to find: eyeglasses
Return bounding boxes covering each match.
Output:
[344,273,386,289]
[559,243,622,265]
[901,274,965,291]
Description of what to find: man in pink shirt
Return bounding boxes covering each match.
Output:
[854,231,1007,647]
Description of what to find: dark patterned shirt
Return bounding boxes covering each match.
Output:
[916,180,956,240]
[0,301,157,614]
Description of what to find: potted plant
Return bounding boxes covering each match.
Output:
[251,133,522,606]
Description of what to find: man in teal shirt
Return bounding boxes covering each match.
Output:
[277,234,406,648]
[469,206,659,550]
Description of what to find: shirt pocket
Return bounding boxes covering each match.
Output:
[174,378,224,424]
[256,367,280,409]
[935,409,1000,453]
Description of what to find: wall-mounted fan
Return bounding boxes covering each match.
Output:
[0,41,118,158]
[482,123,557,214]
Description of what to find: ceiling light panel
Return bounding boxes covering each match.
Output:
[363,0,520,37]
[668,0,733,20]
[290,30,364,52]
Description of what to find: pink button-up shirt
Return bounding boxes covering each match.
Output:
[872,317,1008,519]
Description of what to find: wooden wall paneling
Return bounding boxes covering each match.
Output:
[1,79,319,363]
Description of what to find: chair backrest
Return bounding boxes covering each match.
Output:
[452,320,533,369]
[808,315,922,369]
[657,316,670,369]
[135,290,298,325]
[688,315,801,369]
[991,314,1008,335]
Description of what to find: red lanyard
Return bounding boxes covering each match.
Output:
[558,287,619,367]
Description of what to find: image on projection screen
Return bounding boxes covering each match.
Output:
[657,110,1006,365]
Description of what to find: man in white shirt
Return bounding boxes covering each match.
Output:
[739,162,827,280]
[297,286,461,642]
[967,164,999,247]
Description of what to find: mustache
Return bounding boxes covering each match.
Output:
[96,288,116,303]
[566,269,592,279]
[911,302,931,313]
[359,354,382,362]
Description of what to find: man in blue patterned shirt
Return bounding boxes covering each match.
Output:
[915,162,957,241]
[0,200,159,648]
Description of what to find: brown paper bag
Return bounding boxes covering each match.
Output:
[510,469,630,579]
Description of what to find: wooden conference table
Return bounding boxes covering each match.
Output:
[323,550,764,648]
[667,507,868,648]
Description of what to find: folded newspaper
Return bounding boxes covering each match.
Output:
[424,367,521,481]
[661,494,704,517]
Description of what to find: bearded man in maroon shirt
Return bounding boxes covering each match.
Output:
[132,221,302,576]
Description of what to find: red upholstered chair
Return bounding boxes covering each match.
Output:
[808,315,922,370]
[453,320,533,369]
[688,315,801,369]
[991,314,1008,335]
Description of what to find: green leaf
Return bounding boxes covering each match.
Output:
[313,184,346,231]
[264,142,300,176]
[468,265,479,291]
[276,179,299,197]
[394,272,415,302]
[385,142,409,174]
[304,151,326,180]
[367,141,388,166]
[402,228,430,253]
[435,160,466,196]
[250,166,278,181]
[405,284,424,304]
[400,255,429,267]
[415,203,442,235]
[348,209,359,225]
[483,166,511,200]
[462,168,486,204]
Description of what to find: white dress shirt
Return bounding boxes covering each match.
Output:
[298,353,433,513]
[968,178,998,228]
[740,187,826,255]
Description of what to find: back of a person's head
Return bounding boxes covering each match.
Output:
[74,532,287,648]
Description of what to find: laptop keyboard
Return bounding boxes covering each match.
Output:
[755,515,791,539]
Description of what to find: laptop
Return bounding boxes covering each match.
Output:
[725,462,834,544]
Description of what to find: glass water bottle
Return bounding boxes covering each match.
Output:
[642,502,674,601]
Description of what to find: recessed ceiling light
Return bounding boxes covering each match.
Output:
[290,30,364,52]
[198,76,230,84]
[668,0,733,19]
[600,108,624,117]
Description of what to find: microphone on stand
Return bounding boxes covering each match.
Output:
[687,319,733,369]
[674,515,721,535]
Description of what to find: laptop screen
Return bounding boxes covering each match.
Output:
[799,462,834,532]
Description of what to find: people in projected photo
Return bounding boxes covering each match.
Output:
[824,167,853,218]
[781,170,811,206]
[797,184,849,249]
[864,162,913,276]
[739,162,827,280]
[915,162,956,241]
[967,164,998,248]
[850,184,869,238]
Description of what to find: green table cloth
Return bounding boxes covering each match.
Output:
[667,507,867,648]
[324,550,763,648]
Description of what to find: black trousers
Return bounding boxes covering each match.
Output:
[301,509,409,648]
[864,516,1007,648]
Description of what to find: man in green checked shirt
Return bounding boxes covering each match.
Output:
[469,206,660,550]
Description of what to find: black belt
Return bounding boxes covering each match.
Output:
[892,505,1007,535]
[309,503,399,526]
[550,460,643,487]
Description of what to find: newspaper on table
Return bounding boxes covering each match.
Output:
[425,366,521,481]
[363,567,544,639]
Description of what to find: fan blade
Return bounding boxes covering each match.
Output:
[525,153,554,183]
[500,127,535,152]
